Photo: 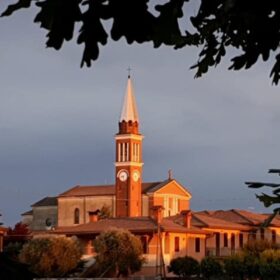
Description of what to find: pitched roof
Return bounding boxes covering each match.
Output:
[161,217,209,234]
[21,210,33,216]
[192,212,251,230]
[55,216,208,236]
[59,185,115,197]
[59,182,163,197]
[31,197,57,207]
[197,209,280,228]
[0,226,8,232]
[55,217,157,235]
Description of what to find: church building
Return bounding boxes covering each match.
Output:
[20,76,280,275]
[54,75,208,270]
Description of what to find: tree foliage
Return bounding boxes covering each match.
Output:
[93,229,144,277]
[200,256,223,280]
[19,236,82,277]
[246,169,280,225]
[7,222,29,236]
[224,246,280,280]
[98,205,112,219]
[168,256,200,278]
[2,0,280,84]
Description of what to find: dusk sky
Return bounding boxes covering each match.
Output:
[1,1,280,226]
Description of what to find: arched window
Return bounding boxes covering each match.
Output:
[74,208,80,224]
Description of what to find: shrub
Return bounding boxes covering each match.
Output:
[244,239,275,258]
[200,256,223,280]
[168,256,200,279]
[19,236,82,277]
[243,254,260,279]
[224,255,245,280]
[94,229,145,277]
[259,249,280,279]
[3,242,23,260]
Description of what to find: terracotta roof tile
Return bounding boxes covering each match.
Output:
[59,182,163,197]
[31,197,57,207]
[55,217,157,234]
[161,217,208,234]
[21,210,33,216]
[197,209,280,227]
[55,216,209,236]
[192,212,251,230]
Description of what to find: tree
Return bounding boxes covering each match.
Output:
[200,256,223,280]
[5,222,30,245]
[98,205,112,219]
[246,169,280,225]
[2,0,280,84]
[19,236,82,277]
[168,256,200,279]
[93,229,145,277]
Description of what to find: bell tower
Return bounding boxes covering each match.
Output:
[115,75,143,217]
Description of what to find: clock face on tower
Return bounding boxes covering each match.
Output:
[118,170,128,182]
[132,170,140,182]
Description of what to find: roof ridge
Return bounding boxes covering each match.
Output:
[231,209,256,225]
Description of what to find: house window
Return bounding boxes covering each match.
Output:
[195,238,200,253]
[224,233,228,247]
[174,237,180,252]
[272,230,276,244]
[140,236,148,254]
[74,208,80,224]
[239,233,244,248]
[231,234,235,250]
[249,231,256,241]
[260,228,265,240]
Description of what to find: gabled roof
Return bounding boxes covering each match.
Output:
[192,212,251,230]
[161,216,209,234]
[59,185,115,197]
[197,209,280,228]
[55,216,208,236]
[0,226,8,232]
[21,210,33,216]
[55,217,157,235]
[145,179,192,197]
[59,181,169,197]
[31,197,57,207]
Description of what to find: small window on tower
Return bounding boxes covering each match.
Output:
[74,208,80,224]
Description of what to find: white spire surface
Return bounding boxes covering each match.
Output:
[120,77,139,122]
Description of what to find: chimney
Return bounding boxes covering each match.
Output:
[181,210,192,228]
[88,209,100,222]
[151,205,164,224]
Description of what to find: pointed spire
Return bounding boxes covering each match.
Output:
[120,76,139,123]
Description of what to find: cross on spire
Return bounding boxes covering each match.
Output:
[127,66,131,78]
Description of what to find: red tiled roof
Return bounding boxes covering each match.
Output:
[31,197,57,207]
[21,210,33,216]
[192,212,251,230]
[59,182,163,197]
[54,217,158,234]
[54,216,209,236]
[197,209,280,228]
[161,217,209,234]
[0,226,8,232]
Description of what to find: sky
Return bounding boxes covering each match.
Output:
[1,1,280,226]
